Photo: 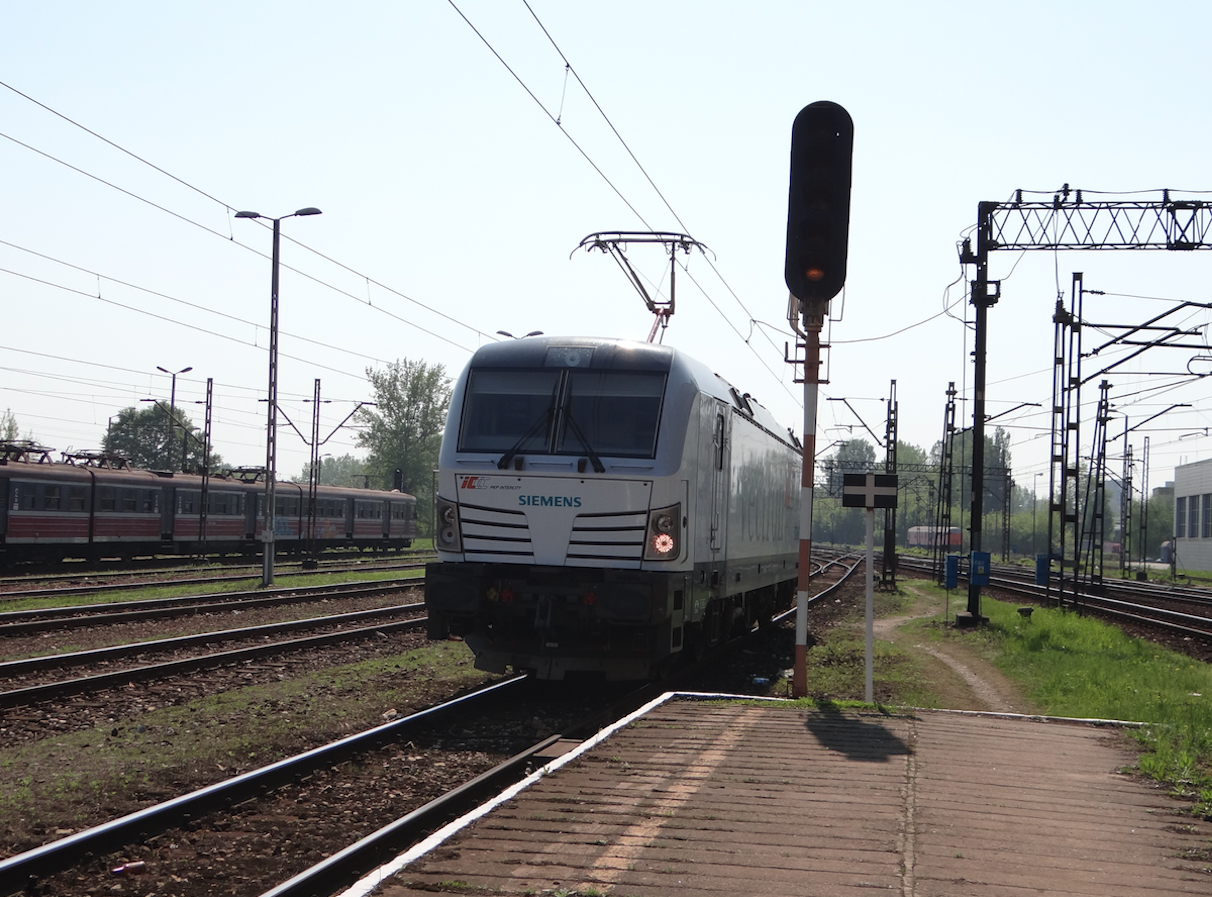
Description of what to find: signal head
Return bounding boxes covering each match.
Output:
[785,101,853,307]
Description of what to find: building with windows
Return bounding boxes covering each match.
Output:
[1174,459,1212,571]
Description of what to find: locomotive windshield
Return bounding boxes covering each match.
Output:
[458,368,666,459]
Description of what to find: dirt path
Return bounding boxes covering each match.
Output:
[875,583,1037,714]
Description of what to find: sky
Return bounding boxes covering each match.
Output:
[3,1,1212,502]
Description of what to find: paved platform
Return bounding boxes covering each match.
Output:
[358,695,1212,896]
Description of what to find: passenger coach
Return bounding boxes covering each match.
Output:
[0,443,417,565]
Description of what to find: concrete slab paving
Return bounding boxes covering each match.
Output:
[364,696,1212,896]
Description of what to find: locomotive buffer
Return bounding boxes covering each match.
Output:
[843,472,897,703]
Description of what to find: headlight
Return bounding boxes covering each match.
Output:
[644,503,681,561]
[436,497,462,551]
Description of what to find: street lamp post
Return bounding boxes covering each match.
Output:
[157,365,192,472]
[236,206,322,587]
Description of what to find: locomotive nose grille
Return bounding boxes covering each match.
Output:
[457,505,649,565]
[568,511,647,561]
[459,504,534,560]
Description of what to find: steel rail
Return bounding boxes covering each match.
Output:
[0,601,426,676]
[0,549,434,590]
[773,553,863,624]
[260,732,565,897]
[0,676,531,896]
[0,578,426,635]
[0,613,428,709]
[897,555,1212,641]
[0,562,426,603]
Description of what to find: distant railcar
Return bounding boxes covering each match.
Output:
[0,447,416,565]
[907,525,962,549]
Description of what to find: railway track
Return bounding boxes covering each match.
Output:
[0,677,536,896]
[0,601,427,708]
[0,548,436,590]
[898,554,1212,643]
[0,649,736,897]
[0,556,859,897]
[0,559,428,603]
[0,577,427,633]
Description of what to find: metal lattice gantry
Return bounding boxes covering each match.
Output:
[987,188,1212,251]
[960,187,1212,621]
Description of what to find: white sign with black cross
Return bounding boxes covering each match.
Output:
[841,473,898,509]
[841,473,898,703]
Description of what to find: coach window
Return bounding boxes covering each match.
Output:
[69,486,87,512]
[18,484,36,511]
[43,485,61,511]
[98,486,116,512]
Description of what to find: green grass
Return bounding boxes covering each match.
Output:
[773,581,1212,817]
[776,587,946,708]
[788,629,944,708]
[913,586,1212,817]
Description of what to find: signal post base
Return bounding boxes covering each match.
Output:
[953,611,988,629]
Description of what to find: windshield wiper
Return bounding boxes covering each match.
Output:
[561,407,606,473]
[497,382,559,470]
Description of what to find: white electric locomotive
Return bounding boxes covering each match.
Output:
[424,336,802,680]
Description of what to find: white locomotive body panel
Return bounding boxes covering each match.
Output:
[425,336,801,680]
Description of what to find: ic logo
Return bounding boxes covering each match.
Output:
[460,476,483,490]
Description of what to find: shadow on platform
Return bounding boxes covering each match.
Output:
[803,707,912,762]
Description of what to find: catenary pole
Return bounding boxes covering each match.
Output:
[793,307,824,698]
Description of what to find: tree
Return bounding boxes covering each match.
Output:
[293,453,368,487]
[814,439,877,545]
[830,437,876,481]
[102,403,223,472]
[355,358,451,537]
[0,408,18,442]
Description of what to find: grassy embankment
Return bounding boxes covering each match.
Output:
[787,581,1212,818]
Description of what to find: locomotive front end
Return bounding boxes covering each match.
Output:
[424,338,691,680]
